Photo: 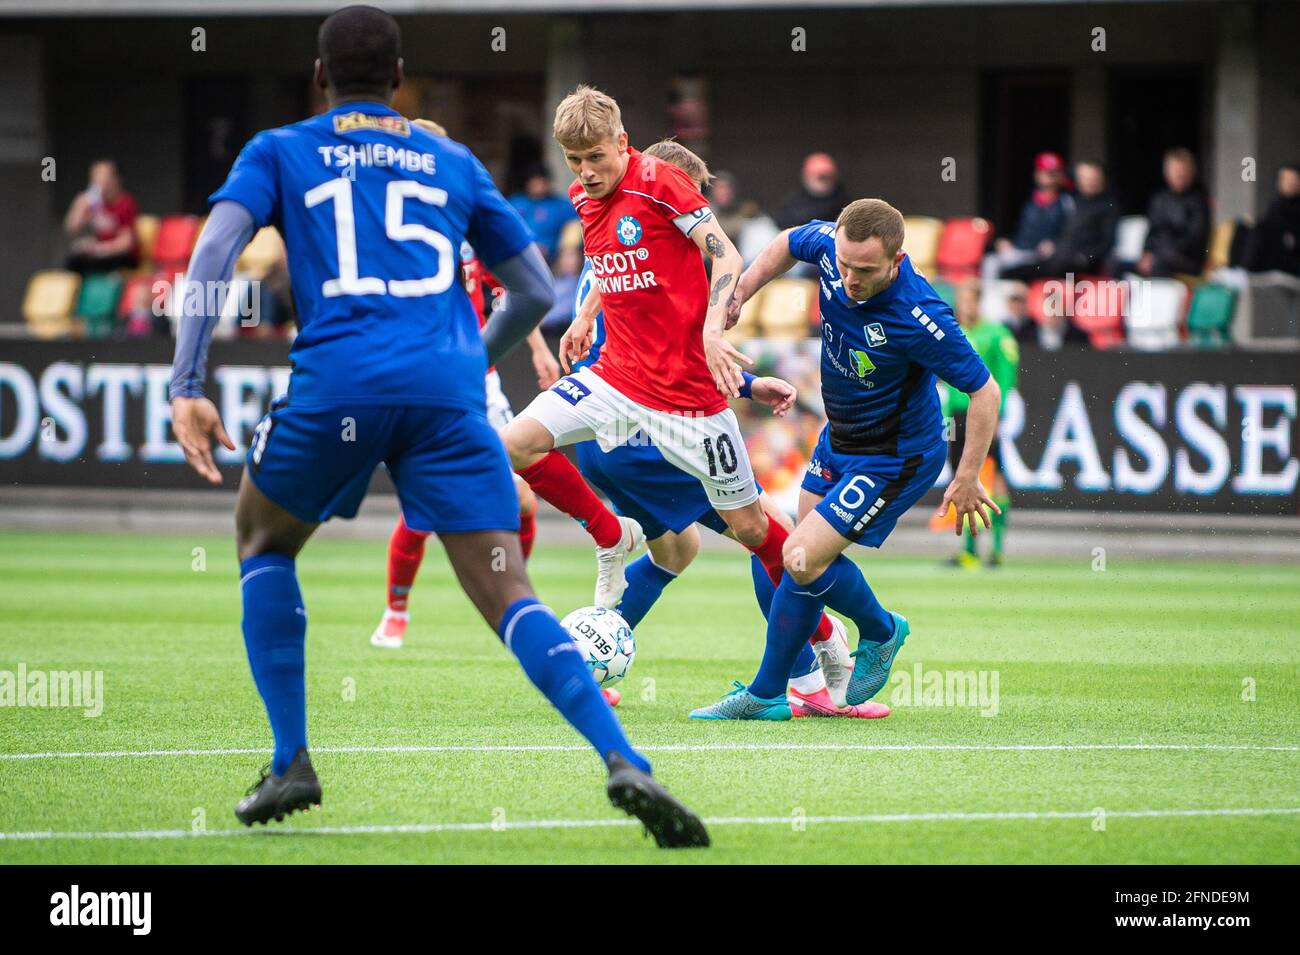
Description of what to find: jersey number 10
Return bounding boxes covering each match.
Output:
[305,178,456,298]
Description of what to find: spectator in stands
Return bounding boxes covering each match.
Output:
[1245,162,1300,276]
[993,151,1074,278]
[508,163,577,261]
[1133,147,1210,277]
[709,171,748,238]
[63,159,138,273]
[1001,160,1118,280]
[774,152,849,229]
[1005,280,1088,351]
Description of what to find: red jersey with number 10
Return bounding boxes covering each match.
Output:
[568,147,724,415]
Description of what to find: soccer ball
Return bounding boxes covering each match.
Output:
[560,606,636,688]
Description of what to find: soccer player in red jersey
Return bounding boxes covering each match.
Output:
[500,87,802,646]
[371,122,561,649]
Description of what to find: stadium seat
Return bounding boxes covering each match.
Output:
[75,271,125,339]
[152,215,201,275]
[1025,278,1068,325]
[22,270,81,339]
[936,217,992,280]
[727,284,764,340]
[756,277,817,341]
[1185,283,1237,348]
[1206,220,1235,273]
[902,216,943,276]
[557,218,584,256]
[1124,275,1187,350]
[930,279,957,310]
[236,226,286,279]
[1114,215,1150,264]
[1070,275,1127,349]
[134,214,160,268]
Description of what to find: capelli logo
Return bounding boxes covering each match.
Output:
[49,885,151,935]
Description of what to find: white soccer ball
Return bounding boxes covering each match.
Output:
[560,606,636,688]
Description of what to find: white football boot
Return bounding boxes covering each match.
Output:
[811,616,854,708]
[594,516,645,609]
[370,609,408,649]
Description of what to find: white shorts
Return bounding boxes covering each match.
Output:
[519,365,759,511]
[484,369,514,432]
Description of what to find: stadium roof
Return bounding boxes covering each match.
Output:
[0,0,1228,16]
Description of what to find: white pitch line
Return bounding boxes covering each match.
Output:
[1,742,1298,760]
[3,807,1298,842]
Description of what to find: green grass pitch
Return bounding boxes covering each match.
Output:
[1,529,1297,864]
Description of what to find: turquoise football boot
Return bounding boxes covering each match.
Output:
[689,681,792,720]
[845,611,909,705]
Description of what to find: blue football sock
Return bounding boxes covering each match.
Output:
[750,556,817,679]
[500,598,650,773]
[750,573,826,699]
[240,553,308,776]
[616,554,677,628]
[808,555,894,644]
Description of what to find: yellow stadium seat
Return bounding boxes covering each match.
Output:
[558,219,584,255]
[22,269,81,339]
[237,226,286,279]
[757,277,816,341]
[902,216,943,275]
[134,214,160,268]
[726,284,764,342]
[1207,220,1235,272]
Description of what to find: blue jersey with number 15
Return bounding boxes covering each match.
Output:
[211,101,534,412]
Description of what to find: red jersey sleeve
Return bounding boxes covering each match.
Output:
[637,158,709,221]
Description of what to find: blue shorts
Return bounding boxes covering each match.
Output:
[801,427,946,547]
[247,400,519,534]
[574,435,731,541]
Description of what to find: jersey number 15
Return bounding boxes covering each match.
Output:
[305,178,456,298]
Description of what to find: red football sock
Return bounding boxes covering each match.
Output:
[748,518,834,643]
[519,508,537,561]
[517,451,621,548]
[387,515,429,612]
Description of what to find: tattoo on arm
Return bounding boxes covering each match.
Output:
[705,231,726,260]
[710,272,734,306]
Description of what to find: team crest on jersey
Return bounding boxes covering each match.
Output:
[332,112,411,137]
[849,348,876,378]
[616,215,643,247]
[866,322,887,347]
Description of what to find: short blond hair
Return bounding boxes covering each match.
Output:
[642,139,712,189]
[413,117,447,136]
[553,85,624,148]
[835,198,905,255]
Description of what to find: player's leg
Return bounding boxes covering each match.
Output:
[515,475,538,560]
[988,451,1010,568]
[946,411,979,569]
[395,407,707,847]
[502,371,644,607]
[615,526,698,627]
[371,513,430,648]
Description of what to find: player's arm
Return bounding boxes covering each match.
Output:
[526,326,561,390]
[479,242,555,367]
[741,371,797,417]
[940,376,1002,536]
[729,228,798,324]
[560,270,599,373]
[168,199,256,484]
[693,218,751,397]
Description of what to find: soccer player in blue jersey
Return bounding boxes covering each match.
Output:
[167,5,707,847]
[569,140,885,719]
[690,198,1002,720]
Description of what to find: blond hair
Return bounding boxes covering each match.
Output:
[553,85,624,148]
[413,117,447,136]
[835,198,905,255]
[642,138,712,189]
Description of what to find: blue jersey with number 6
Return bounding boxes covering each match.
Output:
[211,101,533,412]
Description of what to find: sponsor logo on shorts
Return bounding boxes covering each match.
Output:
[551,376,591,406]
[829,501,853,524]
[807,456,833,481]
[616,215,643,247]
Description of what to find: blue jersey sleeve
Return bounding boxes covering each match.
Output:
[787,220,835,264]
[467,157,535,268]
[903,299,991,395]
[209,131,279,227]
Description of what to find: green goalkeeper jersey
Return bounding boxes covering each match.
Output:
[944,319,1018,416]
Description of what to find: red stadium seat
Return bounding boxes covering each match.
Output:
[936,217,992,279]
[1025,279,1068,325]
[1070,275,1127,349]
[152,215,201,275]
